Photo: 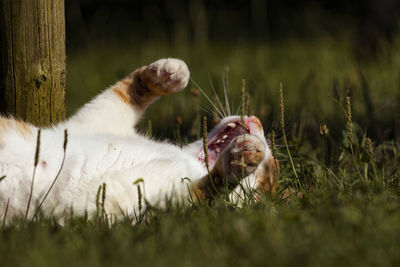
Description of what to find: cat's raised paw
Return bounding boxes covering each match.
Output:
[142,58,190,96]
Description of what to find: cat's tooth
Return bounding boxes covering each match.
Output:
[216,139,221,144]
[222,135,228,139]
[227,123,236,128]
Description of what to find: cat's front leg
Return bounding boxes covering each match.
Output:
[66,58,189,135]
[192,135,266,202]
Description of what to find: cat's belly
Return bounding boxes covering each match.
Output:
[54,135,207,218]
[0,130,206,220]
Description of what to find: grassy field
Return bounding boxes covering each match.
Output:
[1,38,399,266]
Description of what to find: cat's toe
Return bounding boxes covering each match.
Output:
[144,58,190,95]
[214,135,266,189]
[228,135,266,176]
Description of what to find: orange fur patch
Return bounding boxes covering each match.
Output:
[0,117,8,142]
[112,85,132,106]
[0,117,34,140]
[0,117,9,130]
[121,79,131,86]
[191,186,207,203]
[255,156,280,197]
[16,121,33,137]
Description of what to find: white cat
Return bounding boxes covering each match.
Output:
[0,58,278,223]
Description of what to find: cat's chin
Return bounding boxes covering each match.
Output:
[196,115,265,168]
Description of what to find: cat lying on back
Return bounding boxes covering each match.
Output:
[0,58,278,223]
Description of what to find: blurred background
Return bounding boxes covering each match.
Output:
[65,0,400,145]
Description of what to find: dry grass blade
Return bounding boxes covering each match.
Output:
[25,129,41,220]
[279,82,300,189]
[345,96,354,147]
[2,198,9,227]
[133,178,145,212]
[34,129,69,219]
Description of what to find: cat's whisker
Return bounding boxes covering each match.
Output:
[275,144,299,148]
[235,104,241,116]
[222,67,232,116]
[190,78,225,119]
[199,105,220,118]
[199,102,217,114]
[208,72,227,117]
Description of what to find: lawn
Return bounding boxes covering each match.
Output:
[1,38,399,266]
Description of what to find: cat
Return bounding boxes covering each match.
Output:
[0,58,279,223]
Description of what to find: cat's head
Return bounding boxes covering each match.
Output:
[196,115,270,169]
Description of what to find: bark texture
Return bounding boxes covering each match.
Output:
[0,0,66,126]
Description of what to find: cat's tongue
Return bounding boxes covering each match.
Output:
[197,116,262,168]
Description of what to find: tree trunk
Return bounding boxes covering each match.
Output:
[0,0,66,127]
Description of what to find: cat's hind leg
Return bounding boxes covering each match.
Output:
[65,58,189,135]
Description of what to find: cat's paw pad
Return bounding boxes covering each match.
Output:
[143,58,190,95]
[228,135,266,175]
[218,135,265,188]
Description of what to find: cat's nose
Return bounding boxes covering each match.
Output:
[246,116,263,132]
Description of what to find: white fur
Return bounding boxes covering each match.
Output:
[0,58,269,223]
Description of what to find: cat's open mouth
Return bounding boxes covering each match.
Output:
[197,116,263,168]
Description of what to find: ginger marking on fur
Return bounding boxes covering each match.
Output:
[111,68,160,110]
[0,117,33,138]
[16,121,33,138]
[127,67,157,110]
[112,85,132,106]
[255,157,280,197]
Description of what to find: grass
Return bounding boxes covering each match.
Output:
[66,38,399,141]
[1,37,399,266]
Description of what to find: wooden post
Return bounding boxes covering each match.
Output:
[0,0,66,127]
